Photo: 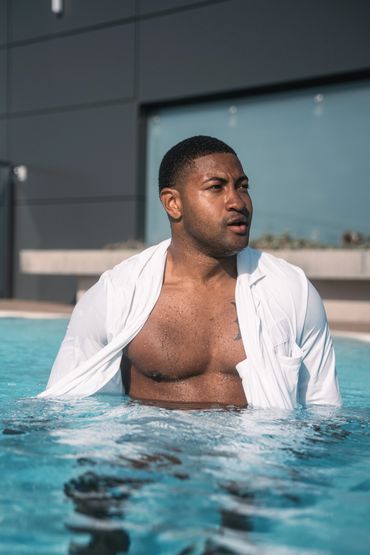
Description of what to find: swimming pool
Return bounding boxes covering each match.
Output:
[0,318,369,554]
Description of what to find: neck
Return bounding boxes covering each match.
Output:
[166,235,238,283]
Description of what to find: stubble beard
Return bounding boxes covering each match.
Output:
[182,221,250,259]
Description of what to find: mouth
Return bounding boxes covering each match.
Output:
[226,217,249,235]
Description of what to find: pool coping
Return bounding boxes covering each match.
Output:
[0,300,72,319]
[0,310,70,319]
[331,330,370,343]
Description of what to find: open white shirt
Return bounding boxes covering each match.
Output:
[39,240,341,409]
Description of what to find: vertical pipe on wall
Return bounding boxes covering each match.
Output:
[0,162,14,298]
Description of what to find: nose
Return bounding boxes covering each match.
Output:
[225,186,248,212]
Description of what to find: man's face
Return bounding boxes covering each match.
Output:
[169,152,253,257]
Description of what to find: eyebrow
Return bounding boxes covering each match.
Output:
[203,175,249,184]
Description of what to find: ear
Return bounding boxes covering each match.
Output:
[160,187,182,221]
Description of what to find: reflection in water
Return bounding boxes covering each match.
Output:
[2,393,369,554]
[64,450,193,554]
[64,460,260,554]
[219,482,255,533]
[68,527,129,555]
[60,405,365,554]
[65,471,134,554]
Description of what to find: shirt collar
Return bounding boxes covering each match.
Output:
[237,247,265,286]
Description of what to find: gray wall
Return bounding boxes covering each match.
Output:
[0,0,369,302]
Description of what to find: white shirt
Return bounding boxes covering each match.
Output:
[38,239,341,409]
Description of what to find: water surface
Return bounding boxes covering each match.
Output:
[0,319,369,554]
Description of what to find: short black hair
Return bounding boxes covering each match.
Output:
[158,135,237,192]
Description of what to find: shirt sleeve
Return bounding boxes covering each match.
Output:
[297,280,342,406]
[46,273,111,389]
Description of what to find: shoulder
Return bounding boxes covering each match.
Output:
[83,240,169,337]
[240,247,310,329]
[106,239,170,289]
[260,249,306,284]
[242,247,307,284]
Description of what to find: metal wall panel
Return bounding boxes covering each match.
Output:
[0,48,6,115]
[0,204,7,297]
[10,24,135,113]
[14,272,77,304]
[0,0,7,46]
[0,117,6,156]
[14,198,139,300]
[0,130,8,297]
[15,198,138,249]
[10,0,135,42]
[10,103,137,200]
[138,0,212,16]
[138,0,370,103]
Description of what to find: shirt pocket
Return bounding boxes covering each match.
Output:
[267,318,294,357]
[267,319,303,406]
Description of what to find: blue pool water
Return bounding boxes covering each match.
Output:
[0,318,369,555]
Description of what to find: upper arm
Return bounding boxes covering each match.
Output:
[46,273,110,388]
[297,280,341,406]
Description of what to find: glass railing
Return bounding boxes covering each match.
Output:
[145,80,370,246]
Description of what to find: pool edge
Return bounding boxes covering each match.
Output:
[332,330,370,343]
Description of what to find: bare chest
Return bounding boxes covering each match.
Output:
[125,285,246,381]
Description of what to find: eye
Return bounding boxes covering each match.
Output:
[238,183,250,192]
[208,183,223,191]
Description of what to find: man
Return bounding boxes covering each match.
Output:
[39,136,341,409]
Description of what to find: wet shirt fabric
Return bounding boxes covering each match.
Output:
[38,240,341,409]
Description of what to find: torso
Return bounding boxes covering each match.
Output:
[122,276,247,408]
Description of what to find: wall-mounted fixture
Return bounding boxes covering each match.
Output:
[51,0,64,17]
[13,165,28,183]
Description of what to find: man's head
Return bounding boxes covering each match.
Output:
[159,136,252,257]
[159,135,237,192]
